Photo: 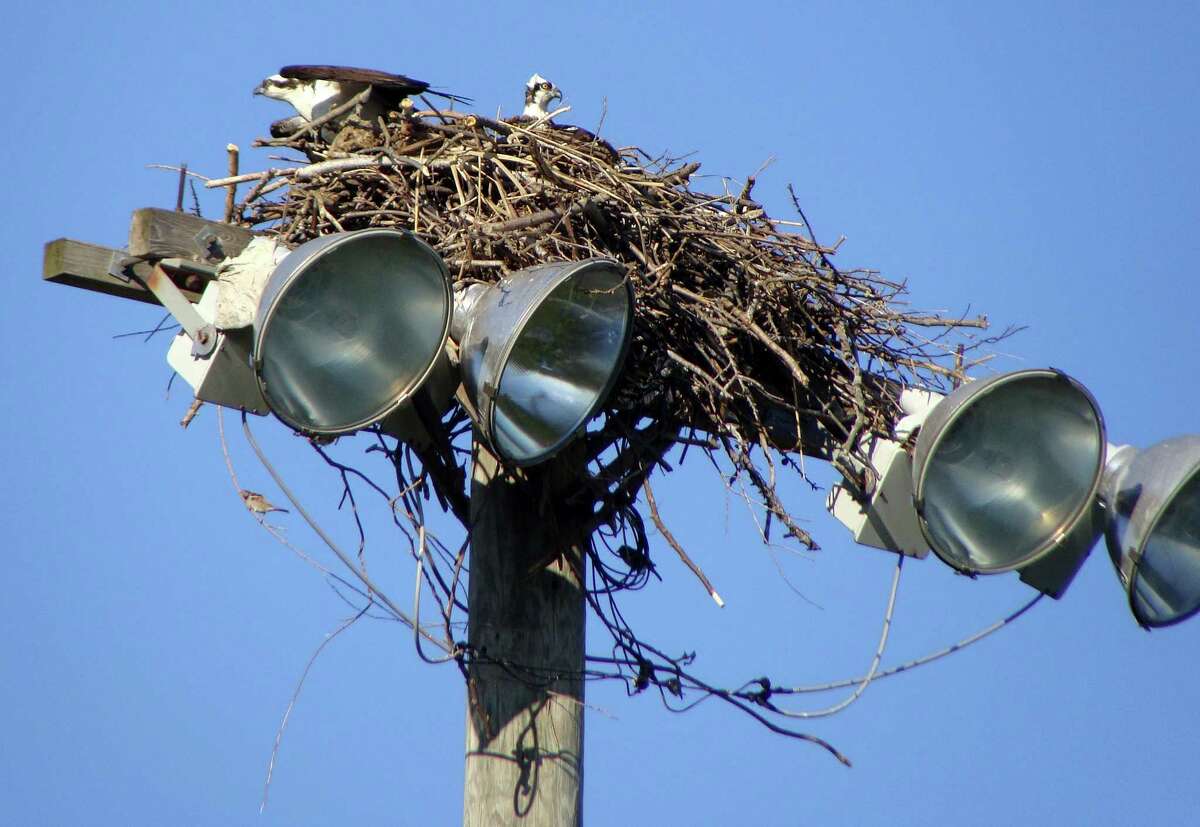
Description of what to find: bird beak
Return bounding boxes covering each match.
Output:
[253,82,265,97]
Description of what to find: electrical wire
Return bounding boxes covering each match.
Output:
[412,519,461,665]
[240,412,451,654]
[777,591,1045,695]
[771,554,903,719]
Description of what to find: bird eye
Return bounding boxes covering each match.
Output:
[540,82,552,90]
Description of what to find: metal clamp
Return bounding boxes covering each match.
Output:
[140,262,218,358]
[193,226,227,262]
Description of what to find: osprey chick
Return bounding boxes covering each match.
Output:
[510,73,619,162]
[523,73,563,119]
[254,64,470,126]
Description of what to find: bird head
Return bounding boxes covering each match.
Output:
[523,73,563,119]
[253,73,298,101]
[254,73,323,120]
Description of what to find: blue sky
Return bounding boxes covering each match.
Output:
[3,2,1198,824]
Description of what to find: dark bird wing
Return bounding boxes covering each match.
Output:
[279,65,472,105]
[281,64,429,94]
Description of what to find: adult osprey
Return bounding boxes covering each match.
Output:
[523,73,563,119]
[254,64,470,126]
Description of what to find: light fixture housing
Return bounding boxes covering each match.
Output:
[456,258,634,466]
[252,229,452,436]
[167,281,269,415]
[1102,436,1200,628]
[827,387,944,558]
[911,368,1107,596]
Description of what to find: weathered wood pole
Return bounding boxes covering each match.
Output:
[463,441,586,827]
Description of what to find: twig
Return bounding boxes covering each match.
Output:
[179,399,203,429]
[642,478,724,608]
[224,144,239,223]
[261,608,367,813]
[175,162,187,212]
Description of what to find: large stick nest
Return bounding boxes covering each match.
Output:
[228,101,996,549]
[206,97,1014,758]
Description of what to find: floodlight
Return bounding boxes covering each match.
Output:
[911,369,1107,595]
[456,259,633,466]
[1102,436,1200,628]
[252,229,452,435]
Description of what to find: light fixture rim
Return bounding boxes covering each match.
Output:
[482,257,633,465]
[912,367,1107,575]
[1123,450,1200,628]
[253,228,452,435]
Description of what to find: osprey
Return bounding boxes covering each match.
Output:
[523,73,563,119]
[511,73,619,163]
[254,64,470,126]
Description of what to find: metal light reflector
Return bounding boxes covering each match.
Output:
[253,229,451,434]
[458,259,633,466]
[1102,436,1200,628]
[912,369,1106,581]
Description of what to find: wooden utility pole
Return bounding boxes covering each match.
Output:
[463,442,586,827]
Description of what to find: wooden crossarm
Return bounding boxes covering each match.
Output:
[42,238,209,304]
[45,208,258,305]
[128,208,254,262]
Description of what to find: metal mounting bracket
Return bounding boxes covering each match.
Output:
[111,253,220,358]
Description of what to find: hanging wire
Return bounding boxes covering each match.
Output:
[775,591,1046,696]
[772,554,904,719]
[411,515,466,665]
[223,400,1045,765]
[239,411,451,655]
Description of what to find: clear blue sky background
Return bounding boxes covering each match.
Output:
[3,2,1198,824]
